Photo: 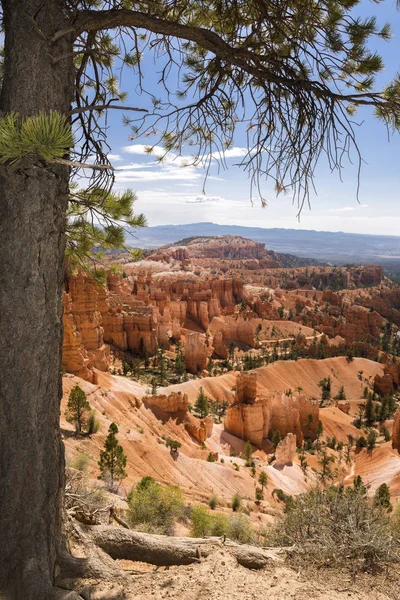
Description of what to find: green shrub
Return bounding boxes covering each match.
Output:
[87,411,100,435]
[228,513,255,544]
[128,480,184,534]
[356,436,367,449]
[231,493,242,512]
[190,505,212,537]
[71,453,90,473]
[137,476,156,490]
[380,425,391,442]
[166,438,182,451]
[211,513,230,536]
[208,494,218,510]
[263,486,397,571]
[374,483,392,510]
[190,505,251,541]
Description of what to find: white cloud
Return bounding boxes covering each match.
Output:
[118,162,156,170]
[329,204,369,213]
[108,153,122,162]
[123,144,165,156]
[185,194,224,204]
[122,144,249,166]
[210,147,248,161]
[115,145,248,187]
[115,165,202,183]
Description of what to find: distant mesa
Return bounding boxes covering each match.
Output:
[145,234,324,268]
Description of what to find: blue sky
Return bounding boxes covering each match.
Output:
[103,1,400,235]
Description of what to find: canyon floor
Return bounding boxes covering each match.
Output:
[62,356,400,507]
[60,235,400,597]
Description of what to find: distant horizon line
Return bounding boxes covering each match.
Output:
[135,221,400,239]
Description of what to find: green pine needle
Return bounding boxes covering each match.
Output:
[0,111,73,164]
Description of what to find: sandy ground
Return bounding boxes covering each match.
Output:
[156,356,384,403]
[77,551,400,600]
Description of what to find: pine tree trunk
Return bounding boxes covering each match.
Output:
[0,2,74,597]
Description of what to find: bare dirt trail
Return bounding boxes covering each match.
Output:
[82,550,400,600]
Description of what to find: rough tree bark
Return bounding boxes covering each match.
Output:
[89,525,284,569]
[0,1,74,597]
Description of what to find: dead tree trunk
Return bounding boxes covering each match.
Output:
[0,2,74,597]
[89,525,283,569]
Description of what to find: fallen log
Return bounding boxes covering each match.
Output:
[88,525,283,569]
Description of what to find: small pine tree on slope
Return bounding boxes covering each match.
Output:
[98,422,127,490]
[194,387,210,418]
[65,385,90,433]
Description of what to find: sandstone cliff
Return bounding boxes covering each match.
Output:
[275,433,297,467]
[62,274,111,382]
[143,392,189,414]
[152,236,268,260]
[62,269,246,379]
[392,407,400,449]
[224,372,319,447]
[185,414,214,443]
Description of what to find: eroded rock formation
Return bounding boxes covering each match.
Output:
[185,414,214,443]
[275,433,297,467]
[152,236,269,260]
[224,372,318,447]
[374,373,394,397]
[143,392,189,414]
[270,392,318,445]
[62,274,111,382]
[336,401,351,414]
[184,332,210,374]
[392,408,400,449]
[224,401,271,448]
[62,270,246,379]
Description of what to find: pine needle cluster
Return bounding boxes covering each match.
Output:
[0,111,73,164]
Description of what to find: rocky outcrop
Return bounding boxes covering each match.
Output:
[225,401,271,448]
[142,390,212,442]
[392,408,400,449]
[62,307,93,382]
[275,433,296,467]
[143,392,189,413]
[153,236,268,260]
[225,372,270,446]
[184,332,210,374]
[269,392,318,445]
[185,414,214,443]
[62,274,111,382]
[209,316,257,350]
[374,361,400,397]
[62,269,246,379]
[374,373,394,397]
[336,401,351,414]
[235,372,258,403]
[382,362,400,389]
[224,373,319,447]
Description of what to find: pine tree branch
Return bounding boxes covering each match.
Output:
[69,104,148,116]
[53,158,114,171]
[72,9,384,108]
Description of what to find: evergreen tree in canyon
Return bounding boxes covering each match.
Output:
[98,422,127,490]
[195,387,210,418]
[65,385,90,434]
[1,1,400,597]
